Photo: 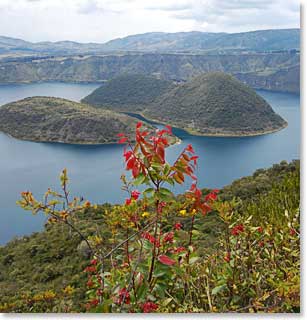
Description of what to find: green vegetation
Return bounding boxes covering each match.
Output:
[0,159,299,312]
[82,74,175,111]
[0,96,150,144]
[144,72,287,136]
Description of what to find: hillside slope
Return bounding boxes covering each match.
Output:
[82,74,175,111]
[144,72,287,136]
[0,97,144,144]
[0,52,299,93]
[0,160,299,312]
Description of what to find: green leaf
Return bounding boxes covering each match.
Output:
[136,283,148,300]
[166,178,175,186]
[158,188,174,201]
[133,174,146,186]
[212,284,227,295]
[189,257,199,265]
[143,188,155,197]
[154,283,166,298]
[161,297,172,307]
[163,164,171,175]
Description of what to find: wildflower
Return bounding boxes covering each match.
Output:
[125,198,132,206]
[179,209,187,216]
[84,266,97,273]
[163,231,174,243]
[257,226,263,233]
[142,212,150,217]
[96,275,103,284]
[131,190,141,200]
[87,279,94,288]
[63,285,74,295]
[158,201,166,213]
[97,289,103,296]
[90,259,98,265]
[43,290,56,301]
[174,222,182,230]
[84,200,91,208]
[190,208,197,216]
[117,288,130,305]
[142,301,158,313]
[90,299,99,306]
[142,232,156,244]
[231,224,244,236]
[290,228,296,236]
[173,246,186,254]
[224,252,231,262]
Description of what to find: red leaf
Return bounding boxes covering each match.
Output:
[123,150,133,161]
[118,137,128,144]
[132,163,140,178]
[158,255,176,266]
[136,122,143,129]
[186,144,195,154]
[165,125,172,134]
[126,157,136,170]
[156,146,165,163]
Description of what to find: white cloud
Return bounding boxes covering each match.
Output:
[0,0,300,42]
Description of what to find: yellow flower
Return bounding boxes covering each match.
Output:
[179,209,187,216]
[63,285,75,295]
[190,209,197,216]
[43,290,56,300]
[142,212,150,217]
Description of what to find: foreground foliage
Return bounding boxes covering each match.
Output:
[0,122,299,313]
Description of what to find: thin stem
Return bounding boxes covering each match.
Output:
[103,218,157,260]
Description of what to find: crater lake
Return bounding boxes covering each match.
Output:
[0,82,300,244]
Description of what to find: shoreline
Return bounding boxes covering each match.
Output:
[126,111,289,138]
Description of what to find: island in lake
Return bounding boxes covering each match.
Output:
[83,72,288,137]
[0,97,150,144]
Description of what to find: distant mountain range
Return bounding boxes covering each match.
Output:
[0,29,300,55]
[0,28,300,93]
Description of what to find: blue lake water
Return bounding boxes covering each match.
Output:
[0,83,300,244]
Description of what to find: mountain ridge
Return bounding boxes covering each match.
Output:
[0,28,299,55]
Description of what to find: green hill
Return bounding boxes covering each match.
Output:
[0,97,145,144]
[144,72,287,136]
[81,74,175,111]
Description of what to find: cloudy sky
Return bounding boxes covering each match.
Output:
[0,0,301,43]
